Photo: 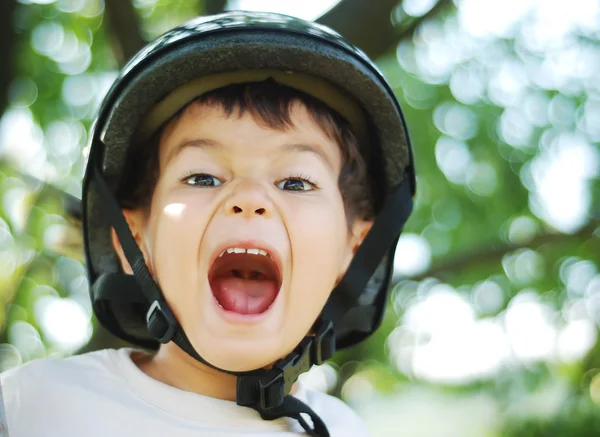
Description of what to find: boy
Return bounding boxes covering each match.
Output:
[1,11,415,437]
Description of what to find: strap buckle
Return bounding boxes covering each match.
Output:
[237,319,337,411]
[146,299,177,343]
[250,337,313,410]
[257,371,285,410]
[311,319,335,364]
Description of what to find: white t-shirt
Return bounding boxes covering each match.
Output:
[0,348,369,437]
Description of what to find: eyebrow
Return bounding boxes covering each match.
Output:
[165,138,222,167]
[165,139,334,170]
[281,143,334,171]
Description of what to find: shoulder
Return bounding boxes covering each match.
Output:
[300,387,370,437]
[1,348,116,393]
[0,349,122,434]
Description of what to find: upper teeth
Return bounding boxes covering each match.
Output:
[219,247,269,257]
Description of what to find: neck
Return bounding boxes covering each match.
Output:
[133,343,238,401]
[132,343,299,401]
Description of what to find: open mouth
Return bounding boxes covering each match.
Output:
[209,247,282,315]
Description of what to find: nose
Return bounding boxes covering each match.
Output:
[224,181,273,218]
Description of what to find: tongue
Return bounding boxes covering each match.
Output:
[212,273,278,315]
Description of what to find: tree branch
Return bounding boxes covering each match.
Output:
[203,0,227,15]
[317,0,399,60]
[317,0,454,60]
[405,219,600,283]
[0,0,16,119]
[0,161,81,220]
[103,0,145,66]
[101,0,454,69]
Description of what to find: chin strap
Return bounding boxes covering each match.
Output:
[259,396,330,437]
[236,320,335,437]
[236,320,335,410]
[91,164,336,436]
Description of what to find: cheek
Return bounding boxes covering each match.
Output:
[146,191,212,309]
[286,194,349,307]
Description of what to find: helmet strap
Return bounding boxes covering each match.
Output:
[236,319,335,409]
[323,176,414,326]
[258,396,330,437]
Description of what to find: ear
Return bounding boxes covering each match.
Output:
[110,209,153,276]
[350,218,373,256]
[337,218,374,283]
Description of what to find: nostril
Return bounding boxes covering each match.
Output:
[230,206,266,215]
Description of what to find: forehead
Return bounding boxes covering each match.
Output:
[165,97,332,135]
[158,100,343,170]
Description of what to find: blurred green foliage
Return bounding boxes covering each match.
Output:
[0,0,599,436]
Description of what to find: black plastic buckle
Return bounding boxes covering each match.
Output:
[257,372,285,410]
[238,321,337,411]
[311,320,336,364]
[146,298,177,343]
[257,337,313,410]
[280,337,313,393]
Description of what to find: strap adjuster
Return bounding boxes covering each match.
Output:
[258,372,285,410]
[237,319,337,411]
[311,320,335,364]
[146,299,177,343]
[237,338,314,410]
[279,337,313,392]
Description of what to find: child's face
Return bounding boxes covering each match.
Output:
[119,101,371,371]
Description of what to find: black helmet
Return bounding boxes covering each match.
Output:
[82,10,415,436]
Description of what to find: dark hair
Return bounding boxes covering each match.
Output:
[116,79,375,226]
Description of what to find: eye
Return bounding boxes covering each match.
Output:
[276,176,318,192]
[183,173,223,187]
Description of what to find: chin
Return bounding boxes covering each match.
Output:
[194,335,290,372]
